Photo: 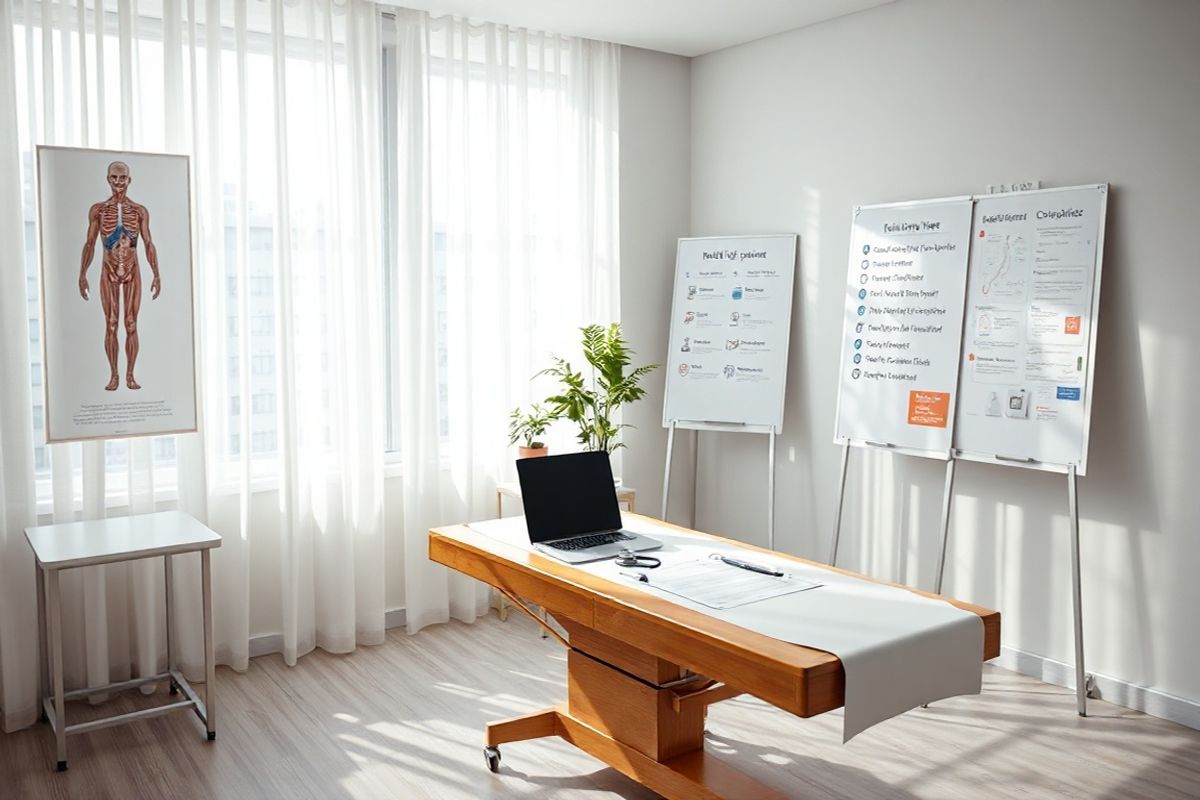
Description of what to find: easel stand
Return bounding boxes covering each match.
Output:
[933,459,1094,716]
[662,421,778,550]
[828,439,938,566]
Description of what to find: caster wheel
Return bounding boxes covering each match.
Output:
[207,731,217,741]
[484,746,501,773]
[56,760,68,772]
[169,684,179,696]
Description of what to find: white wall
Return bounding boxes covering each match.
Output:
[685,0,1200,714]
[617,47,695,522]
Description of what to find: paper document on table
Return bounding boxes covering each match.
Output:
[641,558,821,609]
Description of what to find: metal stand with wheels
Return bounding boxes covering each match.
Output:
[1067,464,1092,716]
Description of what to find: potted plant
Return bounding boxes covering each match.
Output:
[539,323,659,455]
[508,403,557,458]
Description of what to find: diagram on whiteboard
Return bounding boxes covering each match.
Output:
[979,234,1028,298]
[833,199,974,456]
[663,235,797,430]
[954,185,1107,473]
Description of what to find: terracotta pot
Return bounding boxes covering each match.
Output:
[518,446,549,459]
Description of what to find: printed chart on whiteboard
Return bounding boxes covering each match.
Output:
[662,235,797,431]
[833,199,973,456]
[954,184,1107,473]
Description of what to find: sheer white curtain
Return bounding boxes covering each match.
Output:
[0,0,385,733]
[388,10,620,632]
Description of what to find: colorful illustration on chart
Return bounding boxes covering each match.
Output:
[78,160,163,392]
[979,233,1027,299]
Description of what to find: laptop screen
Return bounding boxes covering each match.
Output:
[516,451,622,544]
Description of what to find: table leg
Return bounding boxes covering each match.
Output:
[495,490,508,622]
[36,565,47,721]
[201,549,216,740]
[47,569,67,771]
[165,555,176,693]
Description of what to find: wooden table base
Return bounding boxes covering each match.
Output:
[483,622,786,800]
[486,705,787,800]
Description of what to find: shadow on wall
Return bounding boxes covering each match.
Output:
[787,186,822,558]
[1075,187,1160,686]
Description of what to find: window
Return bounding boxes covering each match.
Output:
[16,5,614,509]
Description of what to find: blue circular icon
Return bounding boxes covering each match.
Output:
[731,286,743,300]
[858,288,867,300]
[861,259,869,270]
[857,305,866,316]
[853,353,862,364]
[854,338,862,350]
[862,245,870,255]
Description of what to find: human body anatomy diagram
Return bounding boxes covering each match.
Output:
[77,161,161,391]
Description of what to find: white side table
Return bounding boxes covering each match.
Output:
[24,510,221,771]
[494,481,637,518]
[493,482,637,623]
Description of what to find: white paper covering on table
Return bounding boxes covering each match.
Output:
[467,515,984,742]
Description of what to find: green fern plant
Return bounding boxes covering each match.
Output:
[539,323,659,453]
[507,403,557,449]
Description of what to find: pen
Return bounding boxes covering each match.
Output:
[619,570,649,583]
[715,555,784,577]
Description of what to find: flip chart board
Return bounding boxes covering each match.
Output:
[833,199,974,457]
[953,184,1108,474]
[662,235,798,431]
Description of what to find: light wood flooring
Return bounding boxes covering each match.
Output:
[2,612,1199,799]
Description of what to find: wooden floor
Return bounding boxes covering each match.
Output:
[2,612,1199,799]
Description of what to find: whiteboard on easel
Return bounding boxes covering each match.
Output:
[833,198,974,457]
[662,235,797,431]
[953,184,1108,475]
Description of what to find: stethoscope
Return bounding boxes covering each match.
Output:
[613,547,661,569]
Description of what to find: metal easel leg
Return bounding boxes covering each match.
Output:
[661,421,676,522]
[1068,464,1089,716]
[829,443,850,566]
[767,428,777,550]
[934,459,957,595]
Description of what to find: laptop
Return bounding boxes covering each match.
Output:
[516,451,662,564]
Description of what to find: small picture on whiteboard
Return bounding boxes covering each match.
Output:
[1005,388,1029,419]
[986,391,1003,417]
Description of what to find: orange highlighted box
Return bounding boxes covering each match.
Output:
[1064,315,1081,334]
[908,390,950,428]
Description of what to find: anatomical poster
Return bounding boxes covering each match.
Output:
[37,145,197,443]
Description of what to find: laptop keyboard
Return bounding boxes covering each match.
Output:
[550,531,635,551]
